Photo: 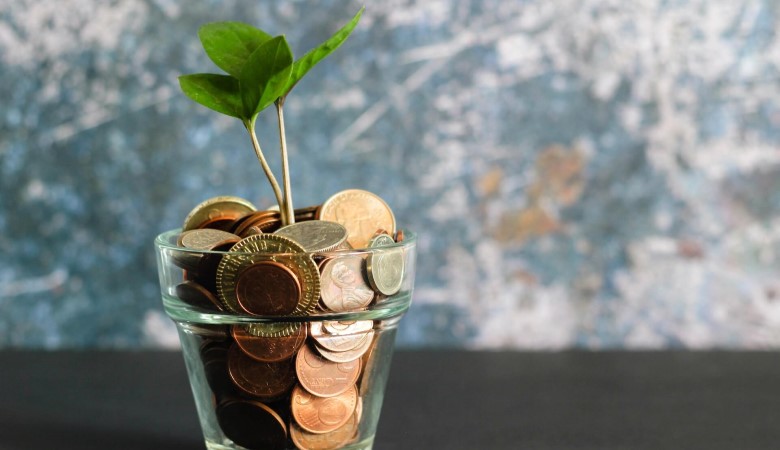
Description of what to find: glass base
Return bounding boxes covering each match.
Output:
[206,436,374,450]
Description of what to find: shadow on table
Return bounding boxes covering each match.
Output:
[1,414,202,450]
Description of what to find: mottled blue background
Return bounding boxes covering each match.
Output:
[1,0,780,349]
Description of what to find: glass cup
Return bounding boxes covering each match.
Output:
[155,229,416,450]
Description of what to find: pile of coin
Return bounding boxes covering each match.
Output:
[171,189,406,450]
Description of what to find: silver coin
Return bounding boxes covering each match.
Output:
[274,220,348,253]
[314,332,374,363]
[366,234,404,296]
[310,321,374,352]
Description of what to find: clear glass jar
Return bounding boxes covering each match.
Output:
[155,229,416,450]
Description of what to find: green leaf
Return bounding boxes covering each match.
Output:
[239,35,294,117]
[199,22,272,77]
[179,74,243,118]
[281,6,364,96]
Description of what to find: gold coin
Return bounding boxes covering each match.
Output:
[216,234,320,336]
[319,255,374,312]
[318,189,396,249]
[366,234,404,296]
[182,196,257,231]
[291,384,358,435]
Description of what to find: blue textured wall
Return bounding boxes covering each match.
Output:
[1,1,779,349]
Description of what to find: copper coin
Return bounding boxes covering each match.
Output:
[314,333,373,363]
[234,261,301,316]
[216,235,320,336]
[200,341,236,398]
[320,255,374,312]
[234,211,282,237]
[289,407,359,449]
[296,344,360,398]
[310,321,374,352]
[175,281,223,311]
[191,240,235,295]
[318,189,396,249]
[216,398,287,450]
[294,205,321,222]
[291,384,358,435]
[183,196,257,232]
[227,344,297,400]
[395,229,405,242]
[232,323,307,362]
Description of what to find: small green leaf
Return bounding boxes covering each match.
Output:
[179,74,243,118]
[282,7,364,96]
[239,35,294,117]
[199,22,272,77]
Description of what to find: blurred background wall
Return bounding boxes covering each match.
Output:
[1,0,779,349]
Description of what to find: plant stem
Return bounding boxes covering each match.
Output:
[243,117,287,225]
[276,98,295,225]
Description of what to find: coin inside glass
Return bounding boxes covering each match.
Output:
[274,220,348,253]
[232,323,307,362]
[296,345,361,398]
[227,344,297,400]
[319,255,374,312]
[183,196,257,232]
[235,261,302,316]
[291,384,358,435]
[366,235,404,296]
[216,399,287,450]
[175,280,223,311]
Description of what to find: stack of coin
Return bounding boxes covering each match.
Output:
[171,189,407,449]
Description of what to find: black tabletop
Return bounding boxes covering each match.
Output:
[0,350,778,449]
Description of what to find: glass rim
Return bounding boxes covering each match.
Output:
[154,228,417,257]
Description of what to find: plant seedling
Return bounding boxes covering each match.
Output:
[179,7,364,226]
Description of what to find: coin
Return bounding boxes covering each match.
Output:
[320,255,374,312]
[179,228,241,250]
[216,234,320,329]
[232,210,282,236]
[289,406,359,449]
[314,332,373,363]
[366,234,404,296]
[183,196,257,232]
[232,323,307,362]
[234,261,302,316]
[200,341,236,398]
[227,344,297,400]
[296,344,360,398]
[274,220,348,253]
[294,205,320,222]
[395,229,405,242]
[318,189,396,249]
[175,280,224,311]
[291,384,358,434]
[216,398,287,450]
[310,321,374,353]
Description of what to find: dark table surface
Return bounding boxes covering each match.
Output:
[0,350,778,449]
